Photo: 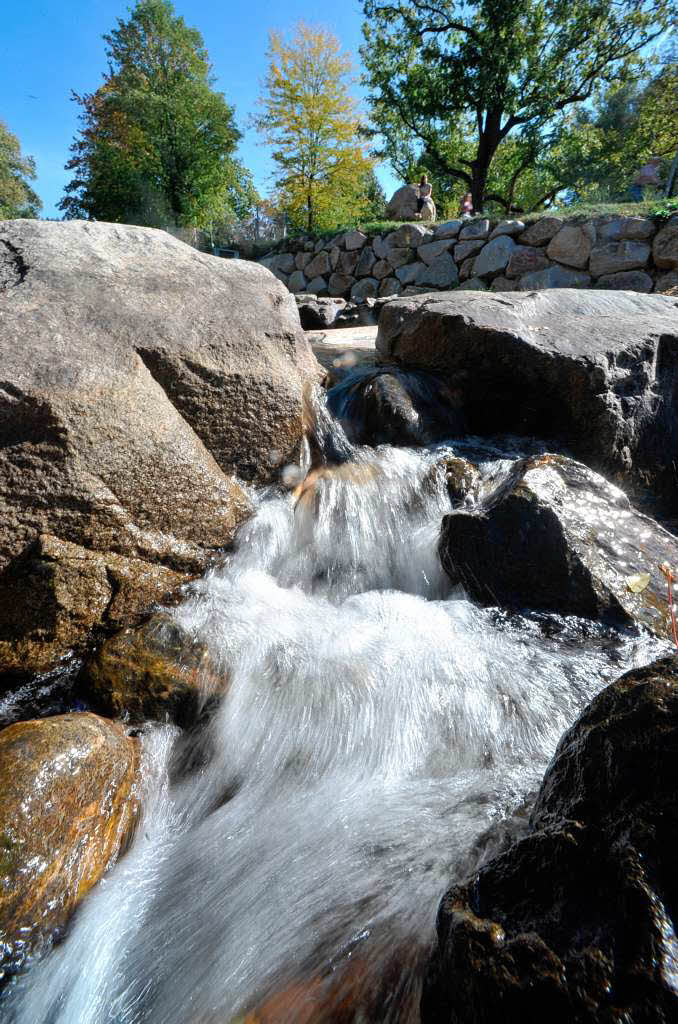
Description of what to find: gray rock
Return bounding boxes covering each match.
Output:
[433,220,463,240]
[305,275,329,296]
[287,269,308,293]
[337,249,360,276]
[295,251,312,271]
[259,251,295,275]
[350,277,379,303]
[386,223,433,248]
[490,276,513,291]
[505,245,551,278]
[489,219,525,239]
[458,218,490,241]
[343,230,368,251]
[459,256,476,281]
[304,250,331,279]
[519,265,590,289]
[418,239,455,265]
[652,221,678,269]
[372,259,392,280]
[355,246,377,278]
[385,185,436,222]
[372,235,389,259]
[589,240,650,277]
[416,252,459,289]
[377,288,678,499]
[295,295,346,329]
[314,237,326,252]
[454,239,485,263]
[456,277,488,291]
[655,269,678,293]
[595,270,653,293]
[327,273,356,298]
[329,246,341,270]
[518,216,562,246]
[596,216,655,242]
[0,220,320,670]
[272,269,289,285]
[385,247,412,269]
[378,277,402,297]
[546,222,595,268]
[395,262,426,285]
[402,285,435,296]
[472,235,516,277]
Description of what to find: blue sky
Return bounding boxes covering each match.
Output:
[2,0,400,218]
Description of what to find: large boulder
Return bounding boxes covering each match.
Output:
[376,289,678,500]
[0,712,139,982]
[385,185,436,222]
[0,220,319,674]
[422,655,678,1024]
[439,454,678,637]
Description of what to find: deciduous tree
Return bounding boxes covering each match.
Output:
[254,22,376,233]
[361,0,671,212]
[60,0,250,228]
[0,120,41,219]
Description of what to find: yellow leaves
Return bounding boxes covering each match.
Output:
[625,572,651,594]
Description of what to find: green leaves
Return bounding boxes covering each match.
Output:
[59,0,247,229]
[0,120,41,219]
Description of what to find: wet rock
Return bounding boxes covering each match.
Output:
[422,655,678,1024]
[589,240,651,277]
[87,612,225,725]
[327,367,465,447]
[546,223,595,268]
[439,454,678,636]
[427,455,480,504]
[0,535,187,678]
[518,216,563,246]
[0,712,139,982]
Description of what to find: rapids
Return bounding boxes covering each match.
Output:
[3,410,668,1023]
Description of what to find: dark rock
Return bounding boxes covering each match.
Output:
[518,216,563,246]
[439,453,678,637]
[0,535,187,678]
[327,367,465,447]
[376,289,678,501]
[0,712,139,983]
[87,612,226,725]
[295,295,347,330]
[422,655,678,1024]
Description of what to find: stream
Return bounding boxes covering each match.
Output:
[4,399,667,1023]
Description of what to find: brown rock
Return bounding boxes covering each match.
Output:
[518,216,562,246]
[303,251,331,279]
[337,250,360,276]
[87,612,225,725]
[652,219,678,269]
[505,245,551,278]
[354,247,376,278]
[378,277,402,298]
[489,276,513,291]
[0,712,139,981]
[294,252,312,271]
[655,269,678,293]
[385,247,412,269]
[546,222,595,268]
[372,259,392,280]
[459,256,476,282]
[0,534,187,677]
[327,273,356,298]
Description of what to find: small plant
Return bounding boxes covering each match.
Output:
[659,563,678,649]
[650,196,678,220]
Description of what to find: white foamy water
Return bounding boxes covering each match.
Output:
[5,442,665,1024]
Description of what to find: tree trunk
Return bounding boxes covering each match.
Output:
[471,109,503,213]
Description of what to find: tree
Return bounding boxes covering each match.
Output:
[0,120,42,219]
[361,0,672,212]
[253,22,376,233]
[60,0,248,228]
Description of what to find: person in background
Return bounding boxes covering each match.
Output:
[417,174,432,214]
[630,156,662,201]
[459,192,473,217]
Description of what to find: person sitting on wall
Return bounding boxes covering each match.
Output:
[459,192,474,217]
[417,174,433,215]
[630,156,662,201]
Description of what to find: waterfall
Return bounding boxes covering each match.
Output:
[4,420,666,1023]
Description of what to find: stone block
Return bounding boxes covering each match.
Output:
[547,223,595,268]
[350,277,379,303]
[519,265,590,289]
[459,218,490,241]
[653,221,678,269]
[454,239,485,263]
[287,269,307,293]
[304,250,331,279]
[518,217,562,246]
[472,235,516,277]
[343,230,368,251]
[594,270,653,292]
[589,240,650,277]
[434,220,463,240]
[416,253,459,289]
[355,246,377,277]
[506,245,552,278]
[327,273,355,298]
[489,219,525,239]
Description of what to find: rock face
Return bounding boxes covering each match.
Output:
[439,454,678,637]
[422,655,678,1024]
[377,289,678,500]
[87,612,225,725]
[0,712,139,982]
[0,220,319,674]
[385,184,436,222]
[295,294,346,330]
[0,535,187,677]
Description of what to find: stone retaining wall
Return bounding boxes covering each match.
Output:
[258,215,678,302]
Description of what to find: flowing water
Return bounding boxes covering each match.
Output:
[4,403,667,1024]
